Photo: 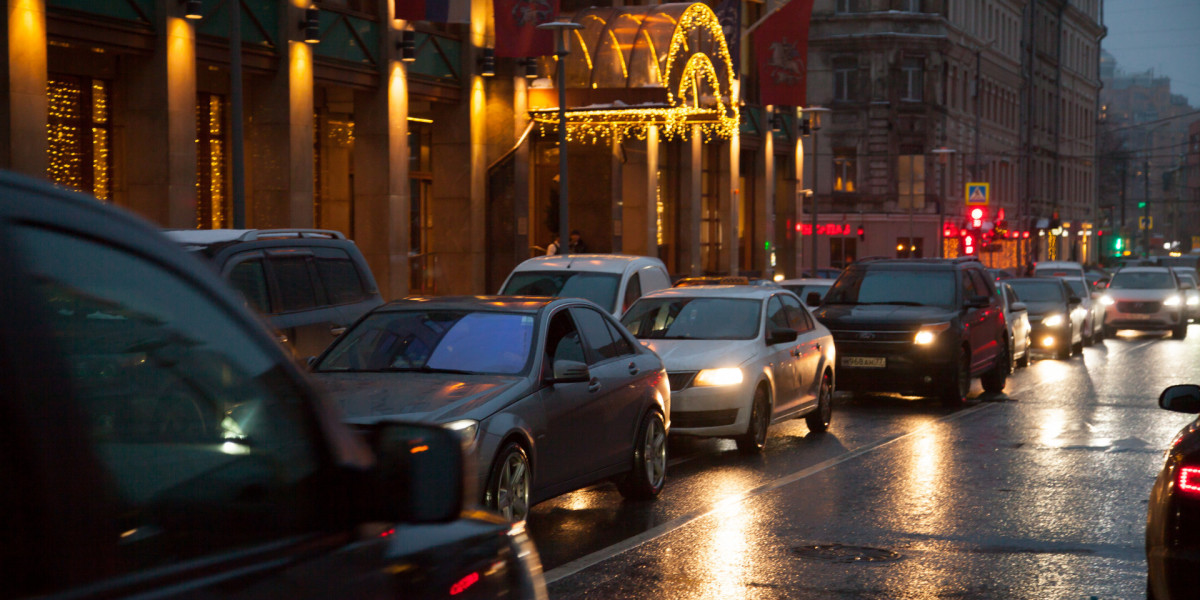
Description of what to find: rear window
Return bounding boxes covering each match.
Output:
[502,270,621,313]
[1034,267,1084,278]
[1008,281,1065,302]
[271,257,318,312]
[314,249,367,305]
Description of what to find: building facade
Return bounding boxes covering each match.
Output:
[805,0,1104,270]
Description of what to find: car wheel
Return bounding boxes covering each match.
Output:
[981,341,1008,393]
[617,410,667,500]
[1093,319,1105,341]
[1104,324,1118,338]
[1174,322,1189,340]
[1072,327,1084,354]
[940,349,970,407]
[486,443,531,522]
[805,372,833,433]
[736,386,770,453]
[1016,334,1030,368]
[1083,320,1095,346]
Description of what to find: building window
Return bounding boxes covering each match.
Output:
[834,58,857,102]
[830,237,857,269]
[901,57,924,102]
[835,0,854,13]
[898,154,926,210]
[833,149,857,192]
[196,93,228,228]
[47,76,112,201]
[409,120,434,294]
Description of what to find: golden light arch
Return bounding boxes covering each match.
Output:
[529,2,739,143]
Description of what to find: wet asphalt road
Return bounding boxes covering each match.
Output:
[527,330,1200,599]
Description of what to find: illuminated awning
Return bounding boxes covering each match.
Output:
[528,3,739,143]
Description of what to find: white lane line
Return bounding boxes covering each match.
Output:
[543,401,997,584]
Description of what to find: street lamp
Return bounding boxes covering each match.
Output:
[801,106,831,276]
[931,147,958,257]
[536,20,583,256]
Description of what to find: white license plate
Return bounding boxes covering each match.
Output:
[844,356,886,368]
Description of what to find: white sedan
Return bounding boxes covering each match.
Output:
[621,286,836,453]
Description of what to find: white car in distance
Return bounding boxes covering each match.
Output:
[620,286,836,453]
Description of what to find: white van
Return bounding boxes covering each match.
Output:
[499,254,672,315]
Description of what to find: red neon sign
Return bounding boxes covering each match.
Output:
[796,223,853,236]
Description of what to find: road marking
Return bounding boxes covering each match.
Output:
[543,401,997,584]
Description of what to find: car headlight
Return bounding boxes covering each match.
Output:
[1043,314,1064,327]
[1099,295,1115,306]
[1189,296,1199,306]
[694,367,744,387]
[913,321,951,345]
[444,419,480,444]
[1165,295,1183,307]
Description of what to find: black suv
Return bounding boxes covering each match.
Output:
[0,173,546,599]
[814,257,1009,405]
[165,229,383,358]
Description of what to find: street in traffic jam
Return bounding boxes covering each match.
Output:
[532,332,1197,599]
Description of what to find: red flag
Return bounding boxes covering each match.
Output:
[493,0,559,58]
[753,0,814,106]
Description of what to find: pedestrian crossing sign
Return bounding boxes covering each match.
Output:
[965,182,989,206]
[1139,216,1153,230]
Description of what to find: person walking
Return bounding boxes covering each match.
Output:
[546,235,561,256]
[568,230,587,254]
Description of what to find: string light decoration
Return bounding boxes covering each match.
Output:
[47,77,112,200]
[196,94,227,228]
[530,3,738,145]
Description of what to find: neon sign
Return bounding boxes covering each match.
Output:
[796,223,853,236]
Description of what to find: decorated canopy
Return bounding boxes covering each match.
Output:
[528,3,739,143]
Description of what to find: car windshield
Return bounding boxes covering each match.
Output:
[1109,271,1175,290]
[823,269,956,309]
[1008,281,1065,302]
[621,297,761,340]
[783,284,831,304]
[315,310,535,375]
[501,271,621,312]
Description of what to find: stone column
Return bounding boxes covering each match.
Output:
[246,4,313,228]
[0,0,47,177]
[679,125,702,276]
[121,2,196,227]
[719,133,740,274]
[610,137,623,252]
[620,125,656,256]
[760,130,776,278]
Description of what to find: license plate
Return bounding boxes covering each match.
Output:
[844,356,886,368]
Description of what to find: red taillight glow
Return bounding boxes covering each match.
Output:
[450,572,481,595]
[1180,467,1200,494]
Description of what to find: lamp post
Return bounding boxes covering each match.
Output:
[536,21,583,256]
[802,107,830,276]
[932,147,958,257]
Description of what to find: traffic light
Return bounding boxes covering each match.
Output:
[857,225,865,240]
[963,233,976,255]
[969,206,986,229]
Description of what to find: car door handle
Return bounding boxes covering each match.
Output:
[628,362,639,375]
[790,348,802,357]
[330,326,347,337]
[588,378,601,393]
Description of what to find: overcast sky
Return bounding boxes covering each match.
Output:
[1103,0,1200,108]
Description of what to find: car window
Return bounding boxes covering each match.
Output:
[825,269,957,309]
[620,297,761,340]
[1008,280,1065,302]
[271,255,319,312]
[545,310,586,367]
[603,317,636,357]
[316,310,534,375]
[1109,271,1175,290]
[12,224,323,576]
[1003,283,1018,307]
[780,294,814,333]
[573,306,621,363]
[314,248,366,305]
[1064,279,1088,298]
[967,270,993,298]
[502,271,621,313]
[228,256,270,313]
[766,295,788,332]
[622,271,643,312]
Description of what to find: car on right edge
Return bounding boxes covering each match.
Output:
[1099,266,1188,339]
[1147,384,1200,599]
[814,257,1009,406]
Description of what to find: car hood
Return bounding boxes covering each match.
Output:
[640,338,760,371]
[816,304,957,327]
[313,372,526,423]
[1106,289,1178,301]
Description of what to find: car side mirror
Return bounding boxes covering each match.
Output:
[1160,384,1200,414]
[767,328,799,345]
[1011,301,1027,313]
[306,356,318,368]
[1068,295,1082,305]
[354,421,465,524]
[551,359,590,383]
[806,292,823,307]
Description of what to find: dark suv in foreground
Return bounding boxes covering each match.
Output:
[814,257,1009,405]
[165,228,383,359]
[0,173,545,599]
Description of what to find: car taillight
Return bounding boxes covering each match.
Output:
[1179,466,1200,494]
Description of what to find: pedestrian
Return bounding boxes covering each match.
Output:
[546,235,560,256]
[569,229,587,254]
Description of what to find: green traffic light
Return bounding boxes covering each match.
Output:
[1138,202,1147,208]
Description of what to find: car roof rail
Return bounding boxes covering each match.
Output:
[852,256,893,263]
[951,256,981,264]
[239,228,347,241]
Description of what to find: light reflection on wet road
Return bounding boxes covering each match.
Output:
[532,330,1199,599]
